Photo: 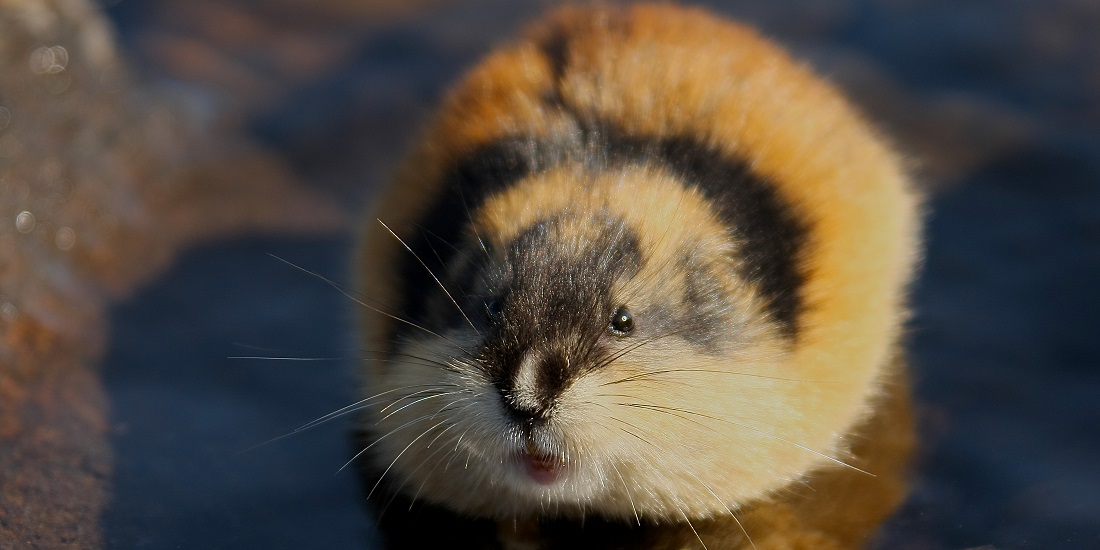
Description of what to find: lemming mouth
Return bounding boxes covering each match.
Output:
[515,438,568,486]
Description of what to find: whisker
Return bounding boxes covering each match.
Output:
[677,505,709,550]
[375,424,460,517]
[414,223,464,254]
[230,342,312,354]
[603,368,839,386]
[360,350,481,375]
[303,385,461,432]
[378,390,470,422]
[443,424,478,473]
[615,401,874,477]
[228,355,343,362]
[375,387,451,415]
[227,345,458,370]
[686,471,756,550]
[225,350,481,377]
[608,417,655,447]
[456,186,492,260]
[267,253,474,357]
[608,458,641,526]
[238,384,457,453]
[591,327,691,372]
[406,401,479,505]
[378,219,483,338]
[340,412,442,473]
[614,402,716,434]
[373,402,468,517]
[367,418,451,500]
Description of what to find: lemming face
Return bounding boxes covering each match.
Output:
[363,167,819,521]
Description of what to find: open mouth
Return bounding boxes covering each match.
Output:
[519,439,567,485]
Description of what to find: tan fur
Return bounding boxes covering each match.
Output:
[357,4,920,548]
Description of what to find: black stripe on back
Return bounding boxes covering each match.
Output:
[391,122,808,340]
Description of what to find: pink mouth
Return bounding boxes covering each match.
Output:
[519,441,566,485]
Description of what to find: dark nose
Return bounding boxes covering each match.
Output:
[500,391,547,429]
[495,352,572,426]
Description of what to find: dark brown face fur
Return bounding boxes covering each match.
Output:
[449,214,642,426]
[394,122,808,349]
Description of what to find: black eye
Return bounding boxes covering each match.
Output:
[609,306,634,336]
[486,299,503,323]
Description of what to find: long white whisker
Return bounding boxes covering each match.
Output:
[228,355,344,361]
[376,387,453,415]
[340,412,442,473]
[267,253,474,357]
[406,401,479,505]
[443,425,477,473]
[378,219,483,338]
[608,460,641,526]
[238,384,457,453]
[300,385,462,433]
[378,390,469,422]
[373,398,477,518]
[677,505,709,550]
[375,422,461,517]
[686,471,756,550]
[456,187,492,261]
[367,417,452,500]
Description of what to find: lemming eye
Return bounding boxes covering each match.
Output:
[609,306,634,336]
[486,299,503,323]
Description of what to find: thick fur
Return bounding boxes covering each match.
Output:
[356,4,920,548]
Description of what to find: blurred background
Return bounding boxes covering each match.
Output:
[1,0,1097,548]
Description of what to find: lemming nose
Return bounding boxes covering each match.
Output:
[500,390,546,425]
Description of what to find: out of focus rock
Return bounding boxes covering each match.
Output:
[0,0,344,546]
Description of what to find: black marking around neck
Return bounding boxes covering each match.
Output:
[392,123,807,340]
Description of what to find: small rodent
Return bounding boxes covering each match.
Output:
[355,4,921,549]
